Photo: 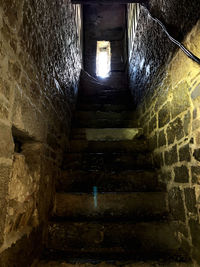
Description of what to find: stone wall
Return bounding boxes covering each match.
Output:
[128,0,200,104]
[0,0,82,266]
[132,19,200,263]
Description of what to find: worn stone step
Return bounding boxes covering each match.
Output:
[77,103,134,112]
[79,91,131,98]
[69,140,148,153]
[80,88,130,93]
[73,120,137,129]
[46,221,188,260]
[72,111,137,128]
[33,259,191,266]
[70,128,142,141]
[77,94,133,105]
[74,111,136,121]
[56,170,163,193]
[62,152,152,171]
[79,89,131,96]
[53,192,168,220]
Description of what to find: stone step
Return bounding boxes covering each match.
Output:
[73,120,137,129]
[79,87,130,94]
[72,111,137,128]
[56,170,163,193]
[70,128,143,141]
[74,111,136,121]
[78,87,131,93]
[62,152,152,171]
[77,94,133,105]
[79,90,131,97]
[69,140,148,153]
[33,260,191,266]
[53,192,168,220]
[77,103,134,112]
[46,221,188,260]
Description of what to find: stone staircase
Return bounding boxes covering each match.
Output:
[34,82,191,266]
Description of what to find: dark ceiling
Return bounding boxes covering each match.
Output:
[72,0,146,3]
[83,4,126,41]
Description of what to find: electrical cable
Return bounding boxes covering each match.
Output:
[142,5,200,65]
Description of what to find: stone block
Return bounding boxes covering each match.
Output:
[160,170,173,183]
[0,123,14,159]
[192,119,200,131]
[1,20,12,44]
[171,81,190,119]
[174,165,189,183]
[184,188,197,214]
[168,187,186,221]
[47,134,60,151]
[149,132,157,151]
[143,124,148,136]
[153,152,164,168]
[20,76,41,105]
[2,0,22,28]
[191,84,200,100]
[193,108,197,119]
[193,149,200,162]
[0,226,43,267]
[167,118,184,145]
[158,102,171,128]
[12,88,47,142]
[191,166,200,183]
[0,163,12,246]
[154,81,170,112]
[183,111,191,136]
[0,77,10,100]
[0,99,9,120]
[158,130,166,147]
[38,158,57,221]
[179,144,191,162]
[149,115,157,134]
[4,154,40,238]
[8,61,21,81]
[142,113,150,126]
[189,219,200,262]
[195,132,200,145]
[164,145,178,166]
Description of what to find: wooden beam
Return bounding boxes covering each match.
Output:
[71,0,146,4]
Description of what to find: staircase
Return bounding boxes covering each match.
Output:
[34,78,191,266]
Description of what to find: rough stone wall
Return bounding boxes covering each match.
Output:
[133,20,200,263]
[129,0,200,103]
[0,0,82,266]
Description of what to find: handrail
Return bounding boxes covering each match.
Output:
[142,5,200,65]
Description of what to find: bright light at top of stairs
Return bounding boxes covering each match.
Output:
[96,41,111,78]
